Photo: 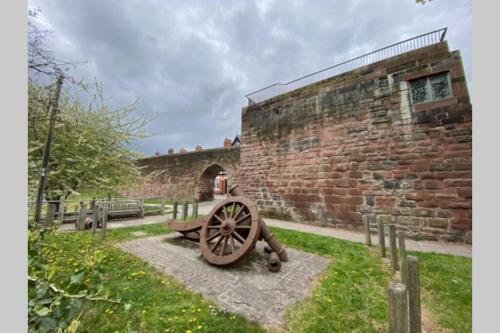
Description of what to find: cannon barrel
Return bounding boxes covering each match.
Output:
[268,252,281,272]
[260,218,288,261]
[228,184,245,197]
[229,185,288,262]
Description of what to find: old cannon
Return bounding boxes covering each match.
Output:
[167,185,288,271]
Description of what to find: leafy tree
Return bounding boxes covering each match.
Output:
[28,81,150,201]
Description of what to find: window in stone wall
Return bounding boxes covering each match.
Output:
[409,72,451,105]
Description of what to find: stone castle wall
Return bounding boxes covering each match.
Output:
[126,147,240,201]
[240,41,472,242]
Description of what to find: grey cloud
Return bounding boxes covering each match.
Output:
[29,0,472,155]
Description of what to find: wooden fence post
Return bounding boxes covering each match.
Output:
[92,205,98,235]
[407,256,422,333]
[160,198,165,215]
[173,201,178,220]
[58,198,65,222]
[77,201,86,230]
[364,219,372,246]
[182,201,189,220]
[378,220,386,257]
[46,203,55,227]
[398,232,408,284]
[388,282,408,333]
[192,200,198,218]
[139,199,145,218]
[101,205,108,241]
[389,225,399,271]
[90,197,96,210]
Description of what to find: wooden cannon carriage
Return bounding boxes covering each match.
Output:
[167,185,288,271]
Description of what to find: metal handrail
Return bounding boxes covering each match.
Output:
[245,28,447,104]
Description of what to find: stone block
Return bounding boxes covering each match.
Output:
[427,218,449,229]
[384,180,400,189]
[335,179,358,188]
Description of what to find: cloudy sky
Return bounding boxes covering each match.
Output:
[28,0,472,155]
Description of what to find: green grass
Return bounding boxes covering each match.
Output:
[271,227,391,333]
[39,223,471,332]
[43,228,264,333]
[408,251,472,333]
[143,205,173,216]
[144,198,177,205]
[106,222,173,242]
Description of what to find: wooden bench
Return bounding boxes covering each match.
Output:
[102,200,144,220]
[74,200,145,230]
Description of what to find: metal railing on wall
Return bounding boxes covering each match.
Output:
[245,28,447,104]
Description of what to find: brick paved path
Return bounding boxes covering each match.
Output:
[118,234,330,327]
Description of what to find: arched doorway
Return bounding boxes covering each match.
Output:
[198,164,229,202]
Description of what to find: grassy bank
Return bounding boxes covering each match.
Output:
[271,227,391,332]
[37,223,472,332]
[43,225,263,333]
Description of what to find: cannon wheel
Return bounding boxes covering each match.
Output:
[200,197,261,266]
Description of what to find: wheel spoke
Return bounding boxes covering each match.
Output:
[235,213,251,224]
[235,225,251,229]
[223,205,228,219]
[213,214,224,224]
[210,235,224,252]
[229,202,236,218]
[233,205,244,220]
[219,236,228,256]
[229,235,236,253]
[232,230,246,244]
[207,225,221,229]
[206,231,221,242]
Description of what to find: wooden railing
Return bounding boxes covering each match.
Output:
[28,197,199,228]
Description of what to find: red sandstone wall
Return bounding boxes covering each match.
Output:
[124,147,240,201]
[240,42,472,242]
